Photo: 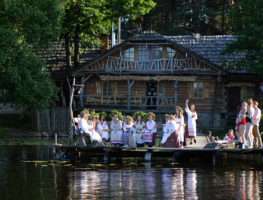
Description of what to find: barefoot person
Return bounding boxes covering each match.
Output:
[252,101,262,148]
[236,102,247,149]
[185,99,198,145]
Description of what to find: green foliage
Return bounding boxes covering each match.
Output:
[62,0,156,65]
[110,110,123,120]
[133,111,147,121]
[0,0,63,112]
[225,0,263,76]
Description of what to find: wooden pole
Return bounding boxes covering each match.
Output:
[174,80,178,106]
[127,80,135,109]
[69,77,75,145]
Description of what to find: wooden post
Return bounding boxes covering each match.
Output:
[68,77,75,145]
[80,77,84,107]
[127,80,135,109]
[54,133,58,145]
[174,80,178,106]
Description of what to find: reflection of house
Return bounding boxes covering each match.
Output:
[69,31,262,128]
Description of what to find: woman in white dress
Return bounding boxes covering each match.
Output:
[97,112,109,143]
[185,99,198,144]
[161,114,180,147]
[144,112,157,147]
[175,106,184,148]
[123,116,133,147]
[133,112,146,147]
[110,113,123,146]
[89,114,103,144]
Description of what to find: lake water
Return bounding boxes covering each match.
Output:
[0,139,263,200]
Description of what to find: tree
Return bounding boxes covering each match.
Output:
[0,0,64,112]
[62,0,156,68]
[225,0,263,75]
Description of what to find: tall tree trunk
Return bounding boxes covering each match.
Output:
[74,24,80,68]
[65,32,71,69]
[221,0,226,34]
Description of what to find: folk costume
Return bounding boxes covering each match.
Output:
[252,107,262,147]
[97,120,109,141]
[133,121,145,147]
[110,119,123,144]
[175,115,184,144]
[144,112,157,147]
[88,119,103,144]
[161,116,180,148]
[185,107,198,138]
[123,116,134,146]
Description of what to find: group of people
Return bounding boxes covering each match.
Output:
[74,99,198,148]
[235,98,262,149]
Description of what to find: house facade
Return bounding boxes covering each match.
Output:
[67,31,262,129]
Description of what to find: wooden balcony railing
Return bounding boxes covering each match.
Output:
[76,95,176,108]
[105,56,194,73]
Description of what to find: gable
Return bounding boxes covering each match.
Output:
[73,32,225,76]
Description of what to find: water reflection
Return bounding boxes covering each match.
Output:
[0,145,263,200]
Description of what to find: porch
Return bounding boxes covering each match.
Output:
[75,94,176,109]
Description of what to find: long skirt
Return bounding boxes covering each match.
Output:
[123,131,131,145]
[98,130,109,141]
[111,130,123,144]
[185,123,195,139]
[143,132,157,146]
[162,132,180,148]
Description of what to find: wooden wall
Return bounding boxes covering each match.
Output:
[83,77,233,114]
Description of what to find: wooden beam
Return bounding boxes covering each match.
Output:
[174,80,178,106]
[100,75,196,82]
[127,80,135,109]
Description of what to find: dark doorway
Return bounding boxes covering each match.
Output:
[227,87,241,113]
[146,82,157,109]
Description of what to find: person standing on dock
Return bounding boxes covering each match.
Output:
[144,112,157,147]
[175,106,185,148]
[97,112,109,144]
[252,101,262,148]
[185,99,198,145]
[245,98,254,148]
[133,111,146,147]
[110,112,123,146]
[236,102,247,149]
[123,116,134,147]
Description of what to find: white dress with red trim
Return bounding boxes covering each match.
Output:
[110,120,123,144]
[144,120,157,143]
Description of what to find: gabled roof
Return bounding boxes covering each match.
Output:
[73,31,227,75]
[166,35,243,68]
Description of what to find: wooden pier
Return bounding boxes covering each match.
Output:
[53,144,263,164]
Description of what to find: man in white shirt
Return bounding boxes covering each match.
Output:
[79,112,93,146]
[252,101,262,148]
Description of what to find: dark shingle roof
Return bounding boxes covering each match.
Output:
[165,35,243,68]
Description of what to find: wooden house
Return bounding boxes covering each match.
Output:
[52,31,263,130]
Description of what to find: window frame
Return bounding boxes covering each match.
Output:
[193,82,203,99]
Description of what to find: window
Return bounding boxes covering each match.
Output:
[193,82,203,98]
[167,47,176,59]
[124,47,134,61]
[152,46,163,60]
[103,82,112,96]
[138,45,150,61]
